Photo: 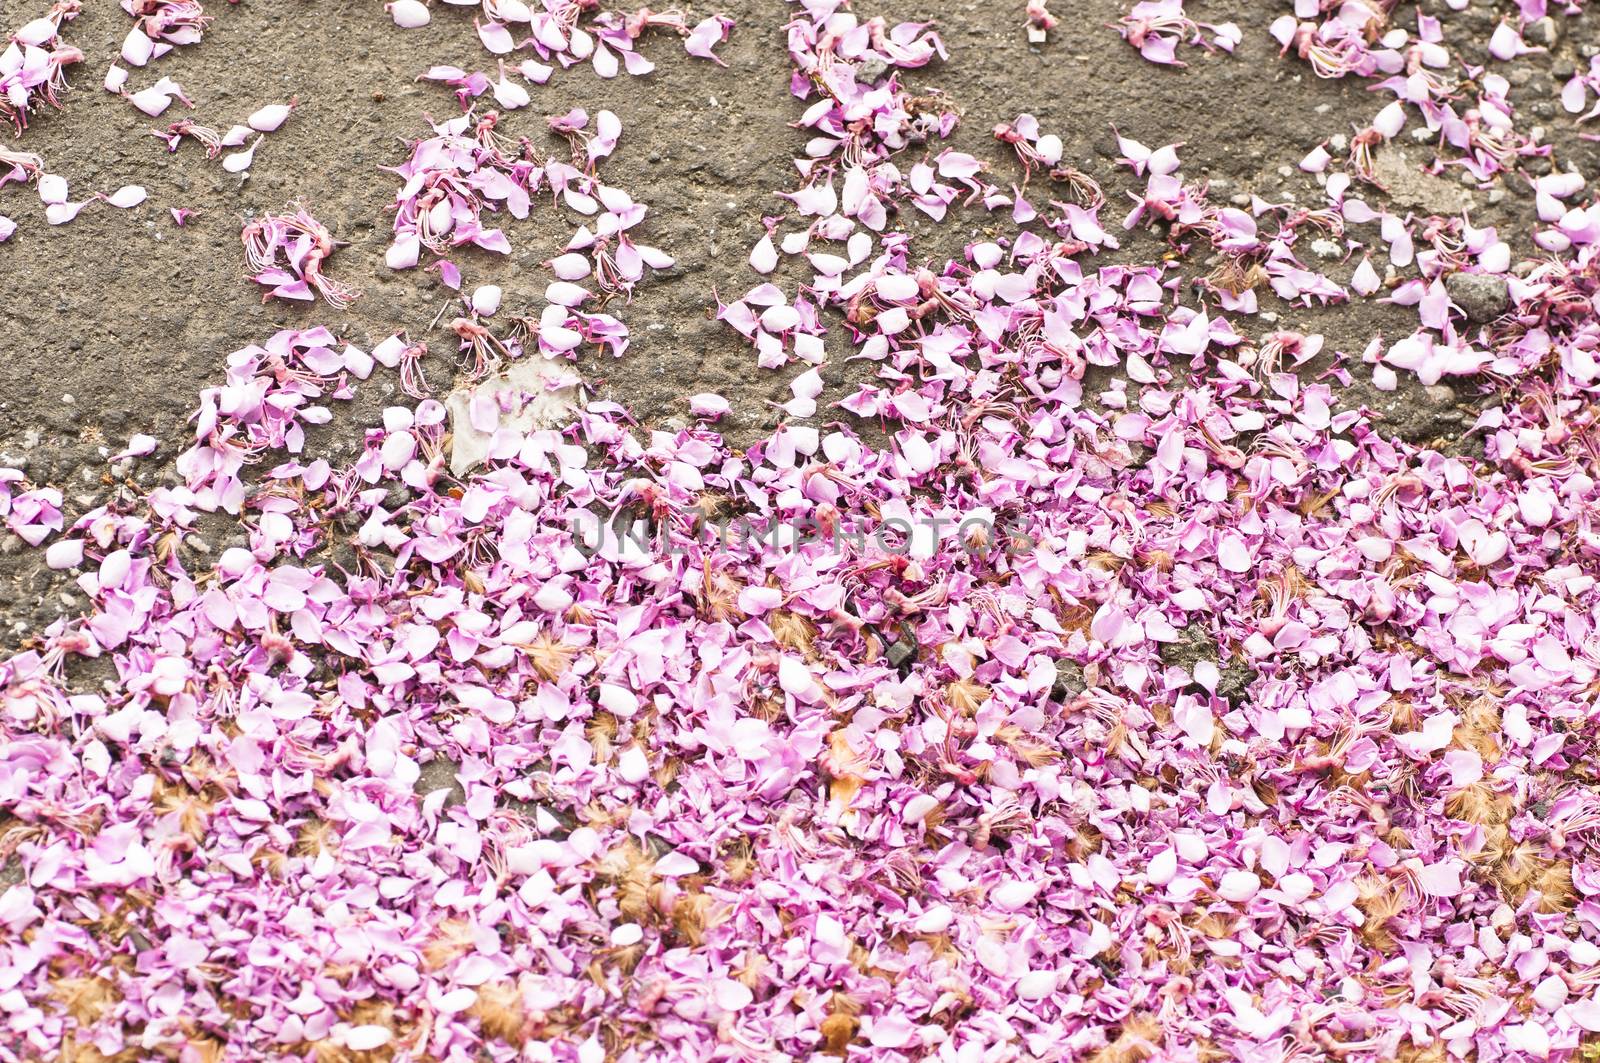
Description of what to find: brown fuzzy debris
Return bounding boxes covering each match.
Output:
[420,918,480,971]
[469,980,528,1044]
[1087,1013,1162,1063]
[1354,875,1407,950]
[522,632,575,683]
[1190,911,1235,941]
[1144,933,1194,976]
[1447,779,1570,907]
[670,891,725,946]
[600,841,658,923]
[1207,257,1267,296]
[819,996,862,1056]
[945,678,990,716]
[1534,859,1577,913]
[293,817,340,860]
[691,562,744,623]
[54,1042,142,1063]
[586,711,618,765]
[152,779,214,842]
[992,724,1062,766]
[1450,696,1502,761]
[306,1044,396,1063]
[723,838,757,883]
[48,975,119,1026]
[1489,843,1575,911]
[1444,782,1514,829]
[769,609,817,656]
[1385,697,1419,735]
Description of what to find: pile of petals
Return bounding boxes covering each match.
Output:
[1272,1,1546,189]
[118,0,211,67]
[147,98,294,174]
[385,109,672,321]
[0,0,82,134]
[0,468,62,545]
[12,0,1600,1061]
[1260,0,1563,396]
[387,0,733,79]
[8,205,1600,1060]
[785,0,954,176]
[241,207,361,308]
[1115,0,1239,66]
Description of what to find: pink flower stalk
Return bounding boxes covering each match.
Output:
[0,146,45,188]
[1272,16,1383,79]
[149,116,222,156]
[1113,0,1235,65]
[433,0,740,82]
[241,208,361,309]
[385,109,669,313]
[123,0,210,43]
[1114,0,1201,66]
[0,0,83,133]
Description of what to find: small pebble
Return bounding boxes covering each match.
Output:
[1527,16,1560,47]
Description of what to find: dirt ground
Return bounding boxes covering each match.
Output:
[0,0,1591,643]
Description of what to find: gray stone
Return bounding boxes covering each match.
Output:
[414,757,466,808]
[1160,623,1256,705]
[1217,660,1258,706]
[1051,660,1086,701]
[886,639,917,669]
[1445,272,1510,323]
[1159,621,1219,671]
[853,57,890,85]
[1355,380,1465,445]
[1371,151,1475,215]
[1526,17,1560,48]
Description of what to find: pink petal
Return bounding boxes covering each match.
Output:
[248,102,295,132]
[684,15,733,65]
[106,185,147,209]
[223,136,264,174]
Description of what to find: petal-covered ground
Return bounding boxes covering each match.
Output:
[4,0,1600,1061]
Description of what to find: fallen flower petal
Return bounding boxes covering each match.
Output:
[684,14,734,65]
[247,97,296,131]
[104,183,146,208]
[222,134,263,173]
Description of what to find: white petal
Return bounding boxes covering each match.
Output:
[107,185,147,209]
